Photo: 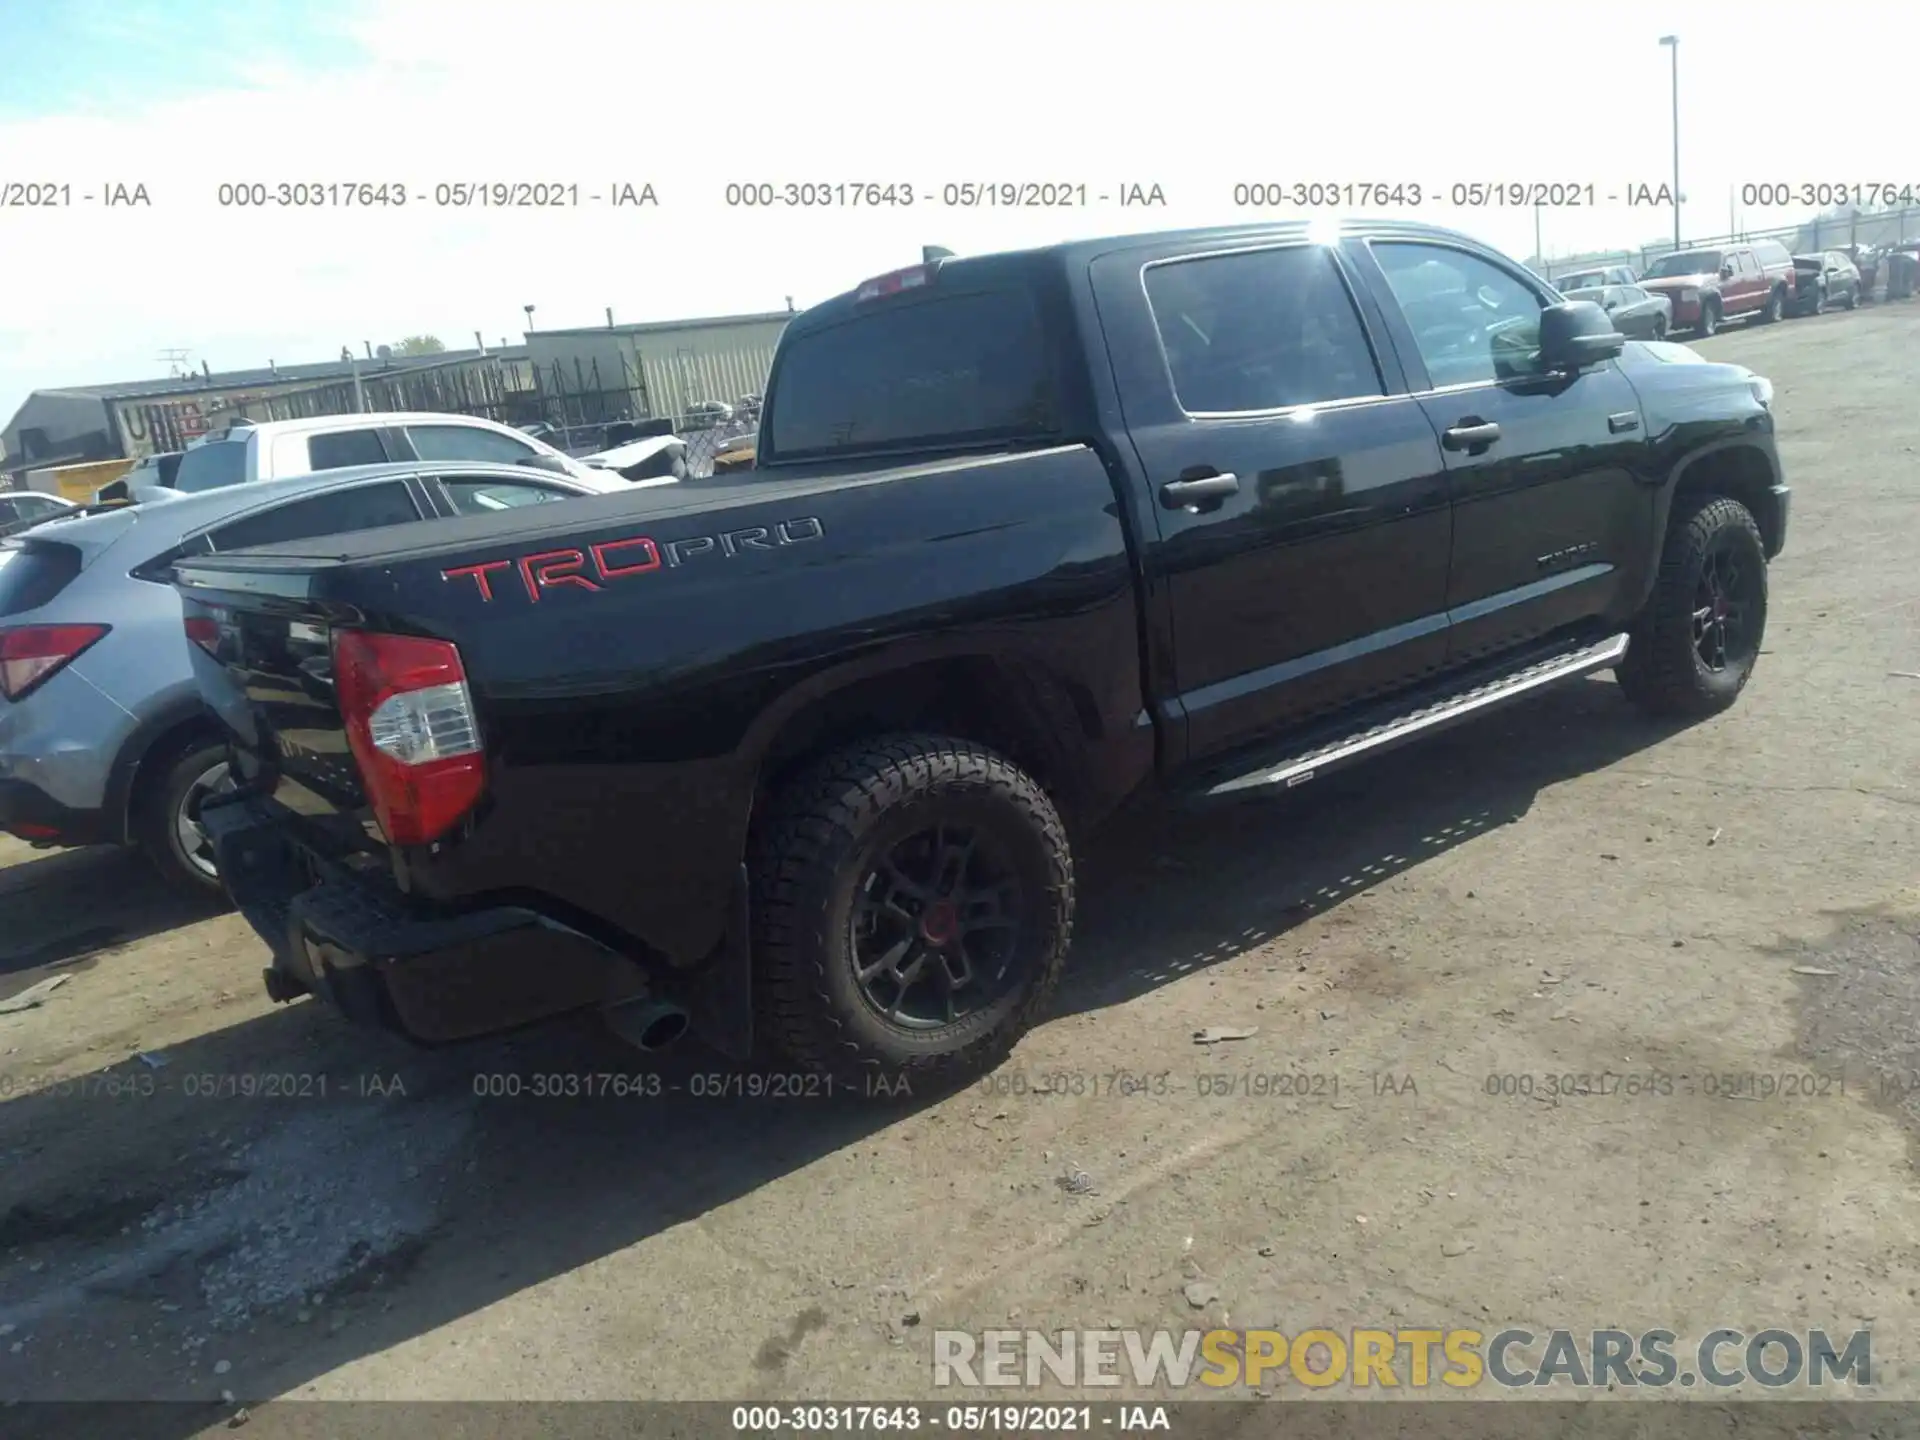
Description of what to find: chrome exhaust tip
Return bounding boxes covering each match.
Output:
[604,997,691,1053]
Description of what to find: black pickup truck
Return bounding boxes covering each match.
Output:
[177,220,1789,1083]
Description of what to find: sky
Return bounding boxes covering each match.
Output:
[1,0,1915,428]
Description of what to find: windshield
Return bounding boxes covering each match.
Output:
[763,287,1061,461]
[1644,250,1723,278]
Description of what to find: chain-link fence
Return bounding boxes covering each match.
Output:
[526,352,765,476]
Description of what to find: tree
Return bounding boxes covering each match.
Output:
[392,335,446,356]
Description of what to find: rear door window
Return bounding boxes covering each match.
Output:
[1143,245,1384,412]
[304,429,391,471]
[208,480,423,551]
[172,440,250,494]
[439,477,576,516]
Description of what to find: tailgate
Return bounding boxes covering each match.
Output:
[174,556,382,858]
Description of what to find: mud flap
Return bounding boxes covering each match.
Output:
[679,863,755,1061]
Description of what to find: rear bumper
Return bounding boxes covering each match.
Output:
[202,795,632,1044]
[0,777,113,847]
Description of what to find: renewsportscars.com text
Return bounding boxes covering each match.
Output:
[931,1327,1872,1390]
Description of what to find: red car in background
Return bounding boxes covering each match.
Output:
[1639,239,1795,336]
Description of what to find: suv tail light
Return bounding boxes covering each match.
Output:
[331,630,485,846]
[0,624,110,701]
[184,612,223,655]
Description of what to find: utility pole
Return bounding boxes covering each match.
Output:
[342,347,367,413]
[1659,35,1681,248]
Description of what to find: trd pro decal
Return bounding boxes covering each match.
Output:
[442,516,824,602]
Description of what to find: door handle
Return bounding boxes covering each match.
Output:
[1441,421,1501,451]
[1159,472,1240,508]
[1607,411,1641,434]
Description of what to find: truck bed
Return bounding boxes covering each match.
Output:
[175,442,1153,970]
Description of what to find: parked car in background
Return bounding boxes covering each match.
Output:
[710,430,758,473]
[1790,251,1861,314]
[0,460,627,894]
[178,220,1788,1082]
[0,491,77,538]
[100,450,185,504]
[578,433,690,483]
[1639,240,1794,336]
[517,421,612,456]
[164,412,601,498]
[681,400,735,430]
[1555,264,1637,291]
[1563,282,1673,340]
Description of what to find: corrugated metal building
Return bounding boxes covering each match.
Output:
[2,346,533,478]
[526,311,793,428]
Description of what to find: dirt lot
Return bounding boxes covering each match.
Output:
[2,304,1918,1429]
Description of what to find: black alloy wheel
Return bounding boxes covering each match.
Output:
[1692,538,1762,676]
[850,820,1024,1029]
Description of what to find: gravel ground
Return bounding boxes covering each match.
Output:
[1,300,1917,1434]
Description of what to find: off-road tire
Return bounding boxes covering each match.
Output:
[132,738,233,901]
[1615,494,1768,720]
[750,733,1074,1085]
[1694,299,1720,337]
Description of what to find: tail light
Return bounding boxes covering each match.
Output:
[330,630,486,846]
[184,613,222,655]
[0,624,110,701]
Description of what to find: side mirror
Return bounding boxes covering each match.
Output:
[1538,300,1626,372]
[1719,265,1735,279]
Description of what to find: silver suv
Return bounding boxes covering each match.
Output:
[0,459,625,894]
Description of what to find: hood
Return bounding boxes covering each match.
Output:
[1641,272,1715,290]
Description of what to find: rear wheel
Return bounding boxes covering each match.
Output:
[1615,494,1769,720]
[132,739,236,899]
[1760,285,1787,323]
[1809,287,1826,315]
[750,734,1074,1084]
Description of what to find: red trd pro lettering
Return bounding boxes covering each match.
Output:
[441,517,825,603]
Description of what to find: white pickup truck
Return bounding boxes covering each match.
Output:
[142,412,614,502]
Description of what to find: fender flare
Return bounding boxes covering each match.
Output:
[102,698,223,845]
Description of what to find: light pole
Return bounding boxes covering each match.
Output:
[523,304,536,336]
[1659,35,1681,249]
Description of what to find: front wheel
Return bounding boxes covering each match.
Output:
[1615,495,1769,720]
[133,739,236,899]
[1693,300,1719,338]
[750,734,1074,1084]
[1652,315,1668,340]
[1842,286,1859,310]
